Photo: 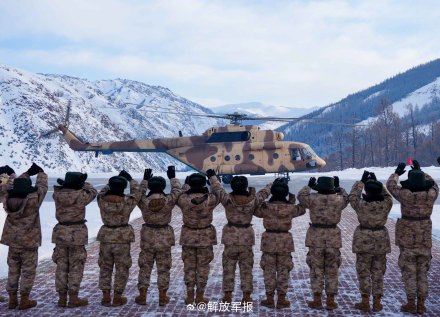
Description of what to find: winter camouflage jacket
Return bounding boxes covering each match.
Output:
[177,184,220,247]
[349,181,393,254]
[52,182,97,246]
[298,186,349,248]
[254,194,306,252]
[137,178,182,250]
[210,176,271,246]
[386,173,439,249]
[97,180,141,244]
[1,172,48,248]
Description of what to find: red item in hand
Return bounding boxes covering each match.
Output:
[407,157,412,165]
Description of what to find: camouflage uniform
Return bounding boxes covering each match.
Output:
[177,185,220,292]
[210,176,271,294]
[97,180,141,293]
[298,186,348,295]
[386,173,439,300]
[52,182,97,293]
[349,181,393,296]
[137,178,182,291]
[0,172,48,294]
[254,194,306,295]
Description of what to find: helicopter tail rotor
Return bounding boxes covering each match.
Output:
[39,100,72,139]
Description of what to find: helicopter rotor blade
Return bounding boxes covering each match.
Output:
[40,127,60,138]
[64,100,72,126]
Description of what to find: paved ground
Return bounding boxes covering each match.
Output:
[1,204,440,316]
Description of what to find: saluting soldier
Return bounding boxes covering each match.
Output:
[52,172,97,308]
[387,160,438,314]
[135,166,182,306]
[177,173,220,305]
[1,163,47,310]
[298,176,348,310]
[97,170,141,306]
[349,171,393,312]
[254,179,306,309]
[207,169,271,305]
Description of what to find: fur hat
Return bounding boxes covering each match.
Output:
[57,172,88,190]
[231,176,248,195]
[401,170,434,192]
[148,176,167,192]
[188,173,207,188]
[313,176,335,194]
[8,178,37,197]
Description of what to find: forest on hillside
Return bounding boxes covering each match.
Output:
[321,98,440,171]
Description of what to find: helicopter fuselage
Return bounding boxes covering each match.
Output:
[59,124,326,175]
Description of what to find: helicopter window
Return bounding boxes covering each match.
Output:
[273,153,279,159]
[225,155,231,161]
[235,155,241,161]
[301,147,314,160]
[291,148,302,161]
[305,146,317,157]
[207,131,251,143]
[210,156,216,162]
[248,153,255,160]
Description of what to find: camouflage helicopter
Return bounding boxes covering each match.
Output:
[47,103,360,183]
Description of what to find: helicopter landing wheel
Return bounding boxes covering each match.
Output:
[222,175,233,184]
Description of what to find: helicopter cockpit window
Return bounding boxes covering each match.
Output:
[291,148,302,161]
[207,131,251,143]
[301,147,313,160]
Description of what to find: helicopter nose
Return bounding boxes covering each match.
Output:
[316,157,326,168]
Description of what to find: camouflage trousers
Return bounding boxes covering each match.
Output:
[260,252,293,294]
[398,247,432,299]
[222,245,254,293]
[306,247,341,295]
[182,246,214,291]
[98,242,132,293]
[52,245,87,293]
[355,253,387,296]
[138,248,172,291]
[6,247,38,294]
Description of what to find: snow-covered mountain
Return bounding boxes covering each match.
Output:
[0,65,225,173]
[212,102,316,129]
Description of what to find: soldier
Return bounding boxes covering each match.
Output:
[349,171,393,312]
[0,165,16,303]
[386,160,438,314]
[177,173,220,305]
[254,179,306,309]
[52,172,97,308]
[207,169,271,304]
[0,163,47,310]
[135,166,182,306]
[298,176,348,310]
[97,170,141,306]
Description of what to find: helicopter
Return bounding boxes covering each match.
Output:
[45,103,362,184]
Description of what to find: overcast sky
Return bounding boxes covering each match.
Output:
[1,0,439,109]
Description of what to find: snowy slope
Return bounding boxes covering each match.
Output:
[0,65,225,173]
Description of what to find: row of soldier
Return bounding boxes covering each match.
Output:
[0,159,438,314]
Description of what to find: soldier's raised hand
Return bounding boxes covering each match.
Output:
[333,176,340,188]
[361,170,370,183]
[4,165,15,176]
[119,170,133,181]
[369,172,377,181]
[206,169,216,178]
[26,163,43,176]
[167,166,176,179]
[395,162,406,176]
[308,177,317,188]
[411,160,421,170]
[144,168,153,181]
